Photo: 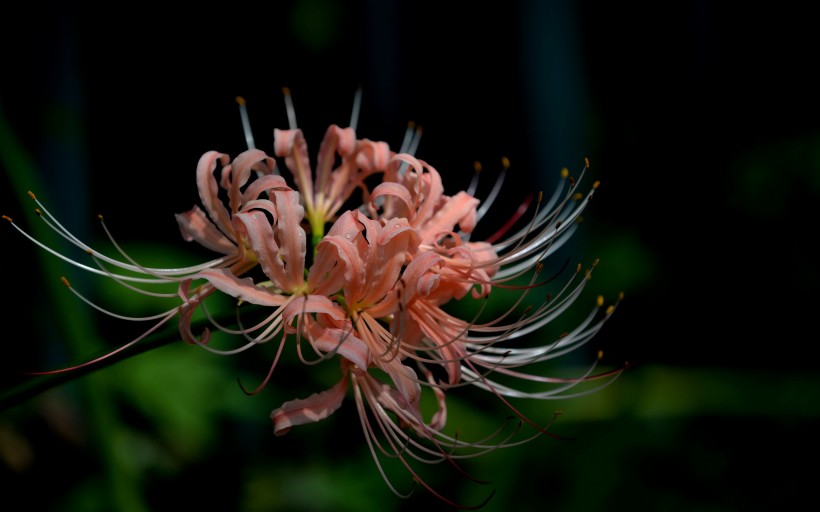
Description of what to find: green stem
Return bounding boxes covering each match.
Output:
[0,322,182,412]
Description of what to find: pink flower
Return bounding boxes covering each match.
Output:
[272,88,393,241]
[192,116,623,504]
[3,147,302,362]
[5,91,623,508]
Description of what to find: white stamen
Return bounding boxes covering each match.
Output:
[350,86,362,131]
[236,96,256,149]
[282,87,297,129]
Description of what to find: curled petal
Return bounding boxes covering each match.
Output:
[194,151,233,238]
[273,128,314,208]
[226,149,275,212]
[418,190,478,244]
[376,359,421,412]
[371,181,413,216]
[315,125,357,192]
[271,378,348,436]
[400,251,442,302]
[234,207,305,292]
[308,322,371,370]
[175,206,236,254]
[242,174,291,206]
[356,139,392,173]
[271,189,307,290]
[308,238,346,296]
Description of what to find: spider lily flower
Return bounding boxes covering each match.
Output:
[5,90,623,508]
[175,147,283,275]
[271,88,394,243]
[2,147,299,364]
[190,125,622,504]
[198,205,507,505]
[371,153,622,402]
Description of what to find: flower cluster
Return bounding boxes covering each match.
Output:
[5,89,622,507]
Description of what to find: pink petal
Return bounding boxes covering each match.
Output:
[234,207,305,292]
[241,174,291,206]
[358,214,418,306]
[195,151,233,238]
[271,189,307,290]
[308,322,371,370]
[195,268,288,307]
[282,295,347,326]
[375,358,421,411]
[371,181,413,215]
[227,149,275,212]
[356,139,391,173]
[307,239,346,296]
[175,206,236,254]
[315,125,356,193]
[271,378,348,436]
[273,128,314,208]
[400,251,442,301]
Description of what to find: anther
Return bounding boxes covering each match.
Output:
[27,191,36,200]
[593,180,600,189]
[501,156,510,169]
[573,192,584,201]
[61,276,71,287]
[596,295,604,307]
[34,209,42,216]
[606,305,615,315]
[2,215,11,222]
[97,214,104,221]
[560,167,569,179]
[597,349,603,360]
[584,157,590,168]
[473,161,482,173]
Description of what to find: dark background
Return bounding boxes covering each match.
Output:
[1,2,818,511]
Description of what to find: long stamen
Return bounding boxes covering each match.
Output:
[60,276,179,322]
[349,86,362,131]
[475,157,509,222]
[282,87,297,129]
[236,96,255,149]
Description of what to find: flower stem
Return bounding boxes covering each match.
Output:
[0,323,182,412]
